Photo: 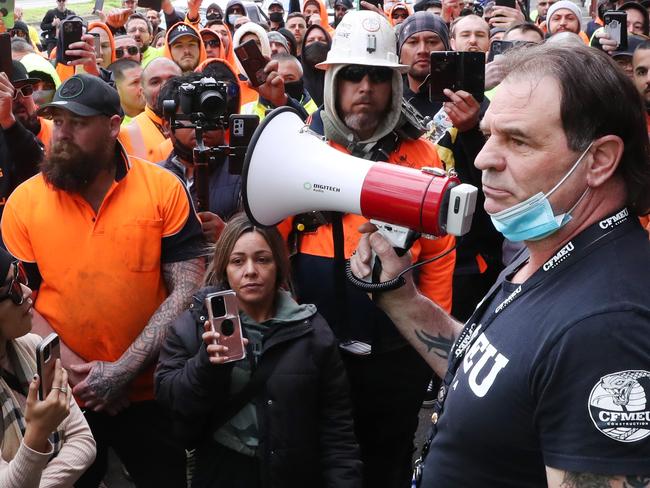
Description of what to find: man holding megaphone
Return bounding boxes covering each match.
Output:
[247,10,457,488]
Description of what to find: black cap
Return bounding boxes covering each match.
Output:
[168,23,200,45]
[37,74,124,118]
[10,61,40,88]
[612,34,647,58]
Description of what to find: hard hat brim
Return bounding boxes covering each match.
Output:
[316,58,410,73]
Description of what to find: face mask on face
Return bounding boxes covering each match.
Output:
[33,89,55,106]
[228,14,242,25]
[284,79,304,100]
[207,11,222,21]
[302,41,329,67]
[489,142,593,242]
[269,12,284,22]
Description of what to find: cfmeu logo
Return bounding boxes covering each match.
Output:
[589,370,650,443]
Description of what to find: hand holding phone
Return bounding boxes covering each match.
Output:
[36,333,61,401]
[204,290,246,363]
[234,39,268,87]
[59,19,83,64]
[604,10,627,51]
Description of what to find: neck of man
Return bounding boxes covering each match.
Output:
[512,179,627,284]
[123,104,143,118]
[407,73,426,94]
[79,162,117,214]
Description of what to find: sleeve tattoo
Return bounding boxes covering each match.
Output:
[118,257,205,379]
[561,472,650,488]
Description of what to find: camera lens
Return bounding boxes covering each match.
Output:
[221,318,235,336]
[200,90,226,116]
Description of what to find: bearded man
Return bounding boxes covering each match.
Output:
[1,73,206,488]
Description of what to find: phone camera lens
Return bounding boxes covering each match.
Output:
[221,318,235,336]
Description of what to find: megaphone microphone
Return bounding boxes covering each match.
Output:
[242,107,478,289]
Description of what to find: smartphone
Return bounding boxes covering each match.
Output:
[495,0,516,8]
[61,19,83,64]
[604,10,627,51]
[228,114,259,175]
[92,0,104,13]
[90,32,101,59]
[205,290,246,363]
[36,333,61,401]
[137,0,162,10]
[487,39,514,63]
[429,51,485,103]
[0,32,11,80]
[234,39,268,87]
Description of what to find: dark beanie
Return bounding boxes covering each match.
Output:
[0,248,15,283]
[397,11,450,54]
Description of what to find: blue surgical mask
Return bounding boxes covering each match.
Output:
[229,14,242,25]
[489,142,593,242]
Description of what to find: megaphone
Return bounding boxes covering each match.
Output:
[242,107,477,238]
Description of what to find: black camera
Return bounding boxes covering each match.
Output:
[179,78,229,118]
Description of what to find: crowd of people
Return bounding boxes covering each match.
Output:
[0,0,649,486]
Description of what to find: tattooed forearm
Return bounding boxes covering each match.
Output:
[561,472,612,488]
[624,475,650,488]
[117,258,205,378]
[414,329,454,359]
[560,472,650,488]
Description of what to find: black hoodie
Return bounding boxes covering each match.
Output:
[300,24,331,108]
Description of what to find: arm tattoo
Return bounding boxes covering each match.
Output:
[561,472,650,488]
[624,476,650,488]
[112,258,205,383]
[414,329,454,359]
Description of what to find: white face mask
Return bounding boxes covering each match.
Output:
[32,89,56,106]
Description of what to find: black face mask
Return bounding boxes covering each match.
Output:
[269,12,284,23]
[207,12,222,21]
[284,79,304,101]
[302,41,329,68]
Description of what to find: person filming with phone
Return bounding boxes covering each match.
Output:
[0,247,96,487]
[155,213,362,487]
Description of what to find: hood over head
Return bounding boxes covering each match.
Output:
[88,21,117,64]
[232,21,272,75]
[163,21,208,71]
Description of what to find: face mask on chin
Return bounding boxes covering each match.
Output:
[489,142,594,242]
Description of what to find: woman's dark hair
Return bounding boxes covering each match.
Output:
[205,213,291,289]
[502,43,650,215]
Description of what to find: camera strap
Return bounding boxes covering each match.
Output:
[413,208,634,485]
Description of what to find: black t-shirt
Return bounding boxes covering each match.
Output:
[422,217,650,486]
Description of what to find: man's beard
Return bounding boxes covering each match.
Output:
[343,112,382,140]
[409,64,429,84]
[40,140,114,193]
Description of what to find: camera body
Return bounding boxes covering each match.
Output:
[179,78,230,119]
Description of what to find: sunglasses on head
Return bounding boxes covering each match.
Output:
[338,64,393,84]
[204,39,220,48]
[0,261,28,306]
[13,85,34,100]
[115,46,140,58]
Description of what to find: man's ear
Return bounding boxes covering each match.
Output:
[450,37,457,50]
[109,114,122,138]
[586,135,624,188]
[161,117,172,138]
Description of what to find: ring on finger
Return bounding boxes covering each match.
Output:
[52,386,68,393]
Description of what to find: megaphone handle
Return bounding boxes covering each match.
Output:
[371,247,409,284]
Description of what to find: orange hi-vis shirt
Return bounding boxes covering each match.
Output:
[1,146,204,402]
[119,106,168,162]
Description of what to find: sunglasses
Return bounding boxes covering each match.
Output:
[115,46,140,58]
[338,64,393,84]
[9,30,27,38]
[204,39,220,48]
[0,261,28,306]
[13,85,34,100]
[392,12,408,19]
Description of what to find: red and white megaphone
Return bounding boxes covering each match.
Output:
[242,107,477,239]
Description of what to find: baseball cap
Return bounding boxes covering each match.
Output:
[37,74,123,118]
[168,23,200,45]
[9,60,40,88]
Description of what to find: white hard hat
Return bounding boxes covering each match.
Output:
[316,10,408,72]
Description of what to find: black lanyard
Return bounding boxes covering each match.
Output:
[418,207,636,463]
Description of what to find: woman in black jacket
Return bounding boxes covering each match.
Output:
[155,213,362,488]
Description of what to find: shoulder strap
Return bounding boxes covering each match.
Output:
[211,348,283,430]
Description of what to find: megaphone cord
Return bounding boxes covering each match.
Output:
[344,241,459,293]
